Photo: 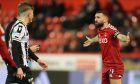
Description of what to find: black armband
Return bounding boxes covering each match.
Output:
[114,32,120,38]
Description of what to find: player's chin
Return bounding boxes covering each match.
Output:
[95,24,103,28]
[83,45,87,47]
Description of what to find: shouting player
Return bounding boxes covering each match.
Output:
[83,11,130,84]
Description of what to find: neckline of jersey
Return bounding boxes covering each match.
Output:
[100,23,110,30]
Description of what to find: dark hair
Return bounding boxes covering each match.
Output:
[96,10,110,22]
[96,10,110,17]
[18,2,34,15]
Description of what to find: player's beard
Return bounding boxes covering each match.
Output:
[95,22,104,28]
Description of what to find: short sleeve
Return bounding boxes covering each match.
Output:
[110,26,120,38]
[11,23,25,42]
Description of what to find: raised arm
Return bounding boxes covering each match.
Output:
[117,32,130,43]
[83,35,98,47]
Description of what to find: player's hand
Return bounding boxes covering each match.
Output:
[126,32,130,44]
[0,24,5,34]
[37,59,48,70]
[83,36,93,47]
[16,68,24,80]
[30,44,40,53]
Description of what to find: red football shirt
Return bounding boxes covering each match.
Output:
[97,24,123,68]
[0,26,16,68]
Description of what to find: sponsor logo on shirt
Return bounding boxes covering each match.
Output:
[99,32,108,44]
[99,38,108,44]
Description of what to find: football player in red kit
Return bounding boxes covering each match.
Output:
[83,11,130,84]
[0,24,16,69]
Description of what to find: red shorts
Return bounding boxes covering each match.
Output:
[101,67,124,84]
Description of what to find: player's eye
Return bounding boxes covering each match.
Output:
[96,16,100,19]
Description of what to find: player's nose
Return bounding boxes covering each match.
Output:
[95,21,98,23]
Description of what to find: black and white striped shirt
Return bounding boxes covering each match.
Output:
[10,19,29,66]
[5,18,38,68]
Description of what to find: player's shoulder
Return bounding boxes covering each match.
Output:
[13,21,25,28]
[12,21,26,32]
[108,24,118,31]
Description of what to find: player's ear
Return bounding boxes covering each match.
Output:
[103,18,106,23]
[26,10,31,17]
[28,11,31,16]
[104,16,108,22]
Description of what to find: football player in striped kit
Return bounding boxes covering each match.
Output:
[5,2,48,84]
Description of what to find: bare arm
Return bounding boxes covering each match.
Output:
[30,44,40,53]
[83,35,98,47]
[0,24,5,34]
[117,32,130,43]
[89,35,99,42]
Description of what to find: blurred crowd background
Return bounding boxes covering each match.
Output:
[0,0,140,53]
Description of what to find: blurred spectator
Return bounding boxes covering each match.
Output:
[79,0,100,24]
[64,38,79,52]
[132,7,140,23]
[51,0,65,17]
[135,32,140,49]
[34,0,65,17]
[119,19,133,35]
[110,3,126,27]
[33,24,47,40]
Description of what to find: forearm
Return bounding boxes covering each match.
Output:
[117,34,128,42]
[91,35,99,42]
[28,48,39,62]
